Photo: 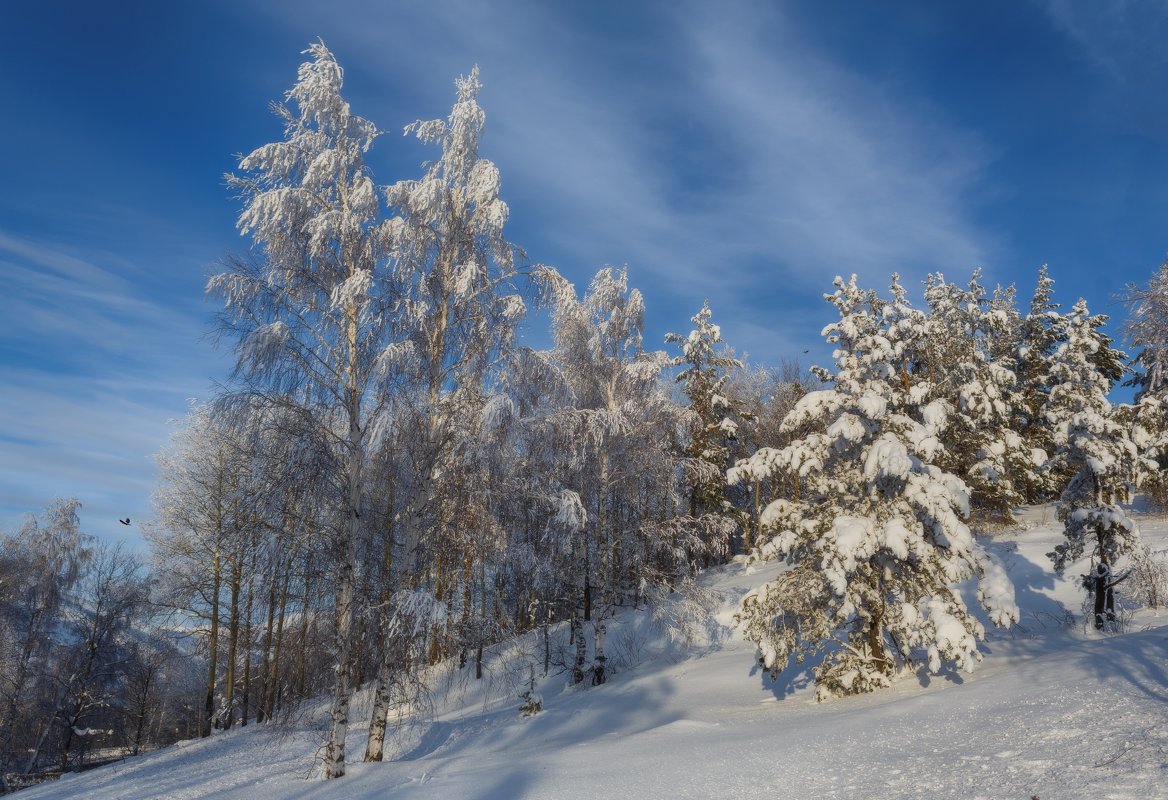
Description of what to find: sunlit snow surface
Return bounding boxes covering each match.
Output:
[23,505,1168,799]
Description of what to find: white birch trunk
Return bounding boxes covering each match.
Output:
[593,619,607,685]
[363,649,395,762]
[321,389,365,778]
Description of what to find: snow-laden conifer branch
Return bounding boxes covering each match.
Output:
[734,273,1018,700]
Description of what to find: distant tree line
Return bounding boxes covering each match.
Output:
[0,500,178,792]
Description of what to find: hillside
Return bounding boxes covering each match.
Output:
[20,506,1168,800]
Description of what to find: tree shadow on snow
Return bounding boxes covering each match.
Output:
[913,661,965,689]
[751,654,822,700]
[472,765,536,800]
[978,537,1073,641]
[398,721,455,761]
[1080,628,1168,704]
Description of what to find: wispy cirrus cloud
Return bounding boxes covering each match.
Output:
[249,0,998,360]
[1035,0,1168,137]
[673,4,995,284]
[1037,0,1168,80]
[0,231,221,540]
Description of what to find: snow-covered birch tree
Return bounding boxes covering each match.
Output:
[364,65,529,761]
[0,499,92,786]
[534,267,688,685]
[209,41,401,778]
[53,542,148,772]
[1121,261,1168,500]
[150,403,268,736]
[733,275,1017,699]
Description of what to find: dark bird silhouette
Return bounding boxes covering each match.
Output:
[802,350,809,354]
[119,517,131,525]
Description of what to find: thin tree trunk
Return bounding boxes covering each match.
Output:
[583,571,592,623]
[130,662,156,757]
[364,486,401,764]
[256,558,278,724]
[475,559,486,680]
[241,600,253,727]
[321,371,366,779]
[322,540,358,778]
[294,564,311,702]
[204,547,222,737]
[132,707,148,756]
[224,556,242,729]
[543,616,550,677]
[23,707,58,775]
[363,641,396,762]
[572,564,587,684]
[593,619,607,685]
[868,605,887,671]
[267,551,292,721]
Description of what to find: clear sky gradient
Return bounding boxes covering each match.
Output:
[3,0,1168,543]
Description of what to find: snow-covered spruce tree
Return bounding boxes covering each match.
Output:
[364,66,529,762]
[1012,265,1067,501]
[920,272,1030,519]
[1047,299,1149,594]
[209,42,401,778]
[666,301,749,562]
[1114,397,1168,505]
[987,281,1022,364]
[733,275,1017,700]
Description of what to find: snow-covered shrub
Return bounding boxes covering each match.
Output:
[1078,591,1134,634]
[646,577,722,648]
[1129,545,1168,609]
[518,665,543,717]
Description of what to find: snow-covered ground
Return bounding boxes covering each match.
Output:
[21,506,1168,799]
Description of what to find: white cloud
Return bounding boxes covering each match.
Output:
[0,232,220,540]
[249,0,997,363]
[675,3,995,283]
[1037,0,1168,81]
[0,369,188,544]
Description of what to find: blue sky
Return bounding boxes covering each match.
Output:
[3,0,1168,543]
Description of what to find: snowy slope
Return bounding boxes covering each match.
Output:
[21,507,1168,800]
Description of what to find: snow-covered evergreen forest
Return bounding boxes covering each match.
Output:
[4,43,1168,796]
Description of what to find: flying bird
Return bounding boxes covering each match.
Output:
[119,518,131,525]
